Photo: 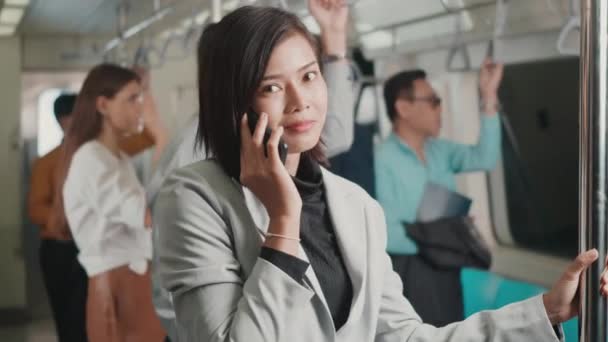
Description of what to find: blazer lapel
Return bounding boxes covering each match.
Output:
[321,168,368,329]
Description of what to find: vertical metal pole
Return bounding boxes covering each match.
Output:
[579,1,608,341]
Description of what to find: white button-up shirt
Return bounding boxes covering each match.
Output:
[63,140,152,276]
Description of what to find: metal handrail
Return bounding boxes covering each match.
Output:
[102,0,176,56]
[359,0,495,37]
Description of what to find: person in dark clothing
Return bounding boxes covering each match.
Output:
[28,94,86,342]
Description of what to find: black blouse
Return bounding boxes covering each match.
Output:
[260,156,353,330]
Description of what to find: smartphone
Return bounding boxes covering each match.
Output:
[247,108,288,164]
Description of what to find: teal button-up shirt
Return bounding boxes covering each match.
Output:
[374,115,501,255]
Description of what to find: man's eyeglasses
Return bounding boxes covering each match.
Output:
[404,95,442,108]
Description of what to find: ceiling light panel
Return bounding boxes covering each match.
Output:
[0,7,24,25]
[5,0,30,6]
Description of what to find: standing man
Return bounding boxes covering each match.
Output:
[374,59,504,326]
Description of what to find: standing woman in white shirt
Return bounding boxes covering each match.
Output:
[58,64,166,342]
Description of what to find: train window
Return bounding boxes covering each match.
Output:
[37,89,64,156]
[493,57,579,259]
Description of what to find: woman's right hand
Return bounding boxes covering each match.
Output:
[239,112,302,228]
[543,249,601,325]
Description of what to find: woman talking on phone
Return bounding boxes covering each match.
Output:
[155,4,608,341]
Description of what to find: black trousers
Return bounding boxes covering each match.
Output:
[39,239,88,342]
[390,254,463,327]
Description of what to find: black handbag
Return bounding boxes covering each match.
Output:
[405,216,492,270]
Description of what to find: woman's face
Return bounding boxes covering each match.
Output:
[98,80,144,137]
[252,33,328,154]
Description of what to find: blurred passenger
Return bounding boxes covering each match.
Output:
[57,64,166,342]
[147,2,355,339]
[154,5,603,342]
[28,90,161,342]
[374,60,503,326]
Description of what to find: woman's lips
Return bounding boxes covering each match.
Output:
[284,120,316,133]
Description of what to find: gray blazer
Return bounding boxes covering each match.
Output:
[148,61,356,341]
[154,160,562,342]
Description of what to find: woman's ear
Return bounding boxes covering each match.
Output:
[96,96,108,116]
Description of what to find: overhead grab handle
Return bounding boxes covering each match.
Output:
[446,9,472,72]
[446,44,472,72]
[557,16,581,56]
[487,0,510,63]
[557,0,580,56]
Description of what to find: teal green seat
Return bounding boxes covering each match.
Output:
[462,268,577,340]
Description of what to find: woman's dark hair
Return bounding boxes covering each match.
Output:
[53,64,140,231]
[196,6,324,180]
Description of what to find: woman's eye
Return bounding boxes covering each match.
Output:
[304,72,317,81]
[263,84,281,93]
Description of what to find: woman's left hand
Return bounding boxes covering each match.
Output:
[543,249,603,325]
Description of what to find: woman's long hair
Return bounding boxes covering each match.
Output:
[51,64,140,233]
